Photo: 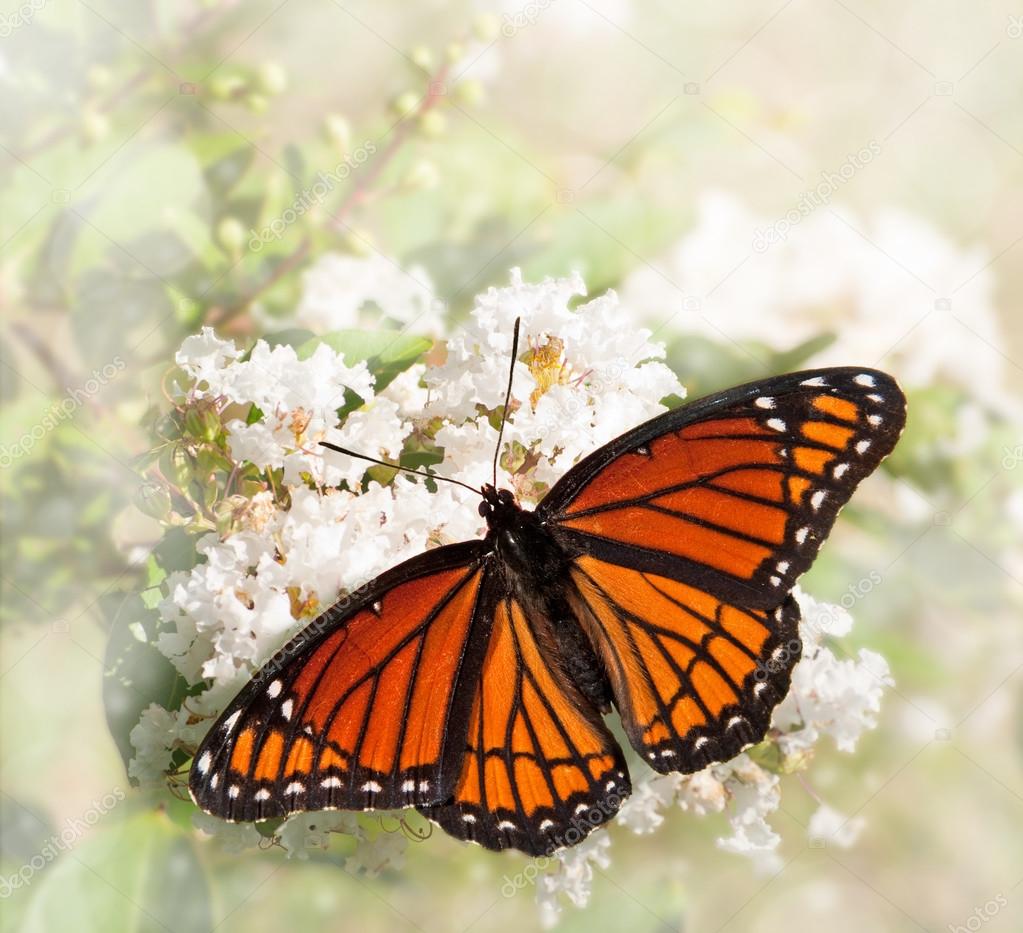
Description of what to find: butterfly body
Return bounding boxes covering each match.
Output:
[190,366,907,856]
[480,488,616,714]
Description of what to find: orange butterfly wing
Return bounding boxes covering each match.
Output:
[542,368,907,609]
[567,555,799,772]
[537,368,906,768]
[423,586,629,855]
[189,542,493,820]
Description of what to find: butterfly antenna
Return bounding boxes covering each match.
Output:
[319,442,481,495]
[493,316,522,487]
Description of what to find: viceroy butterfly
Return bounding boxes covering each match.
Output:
[190,320,907,856]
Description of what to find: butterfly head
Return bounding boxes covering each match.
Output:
[478,484,518,527]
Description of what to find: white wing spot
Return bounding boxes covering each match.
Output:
[575,803,590,815]
[867,393,884,403]
[606,780,616,790]
[540,819,555,831]
[833,463,850,479]
[497,820,516,831]
[770,575,782,587]
[228,785,240,799]
[694,737,710,750]
[811,490,827,510]
[197,751,212,774]
[372,600,382,614]
[868,414,883,426]
[727,716,745,728]
[210,774,219,789]
[361,781,382,793]
[303,724,314,735]
[856,439,872,454]
[267,680,282,699]
[222,711,241,732]
[635,444,650,455]
[661,748,676,757]
[767,418,787,432]
[284,782,305,795]
[755,397,775,409]
[401,780,415,792]
[855,374,876,387]
[255,788,271,801]
[321,776,342,789]
[281,699,293,721]
[801,376,827,387]
[461,813,477,823]
[777,561,790,573]
[418,780,430,792]
[796,526,809,544]
[754,682,768,697]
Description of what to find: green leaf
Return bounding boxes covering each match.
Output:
[768,332,836,372]
[153,527,203,574]
[203,145,256,194]
[299,329,432,391]
[102,593,188,777]
[262,328,317,350]
[19,811,212,933]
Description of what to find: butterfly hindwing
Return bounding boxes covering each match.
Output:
[542,367,907,609]
[423,581,630,855]
[189,542,492,820]
[567,555,800,772]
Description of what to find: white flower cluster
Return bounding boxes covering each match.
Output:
[621,191,1010,415]
[176,328,406,488]
[537,587,890,925]
[289,251,445,336]
[427,268,683,495]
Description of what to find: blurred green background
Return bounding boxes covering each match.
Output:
[1,2,1022,931]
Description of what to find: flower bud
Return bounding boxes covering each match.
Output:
[257,61,288,95]
[418,109,446,138]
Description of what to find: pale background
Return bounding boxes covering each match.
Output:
[2,2,1022,932]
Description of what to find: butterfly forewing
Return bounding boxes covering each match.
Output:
[189,542,492,820]
[543,367,908,609]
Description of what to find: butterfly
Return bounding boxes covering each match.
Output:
[189,319,907,856]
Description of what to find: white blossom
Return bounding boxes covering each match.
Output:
[127,703,180,785]
[193,813,263,853]
[537,832,611,929]
[174,327,242,390]
[807,803,865,849]
[344,829,408,878]
[291,252,444,335]
[278,811,363,860]
[621,191,1010,413]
